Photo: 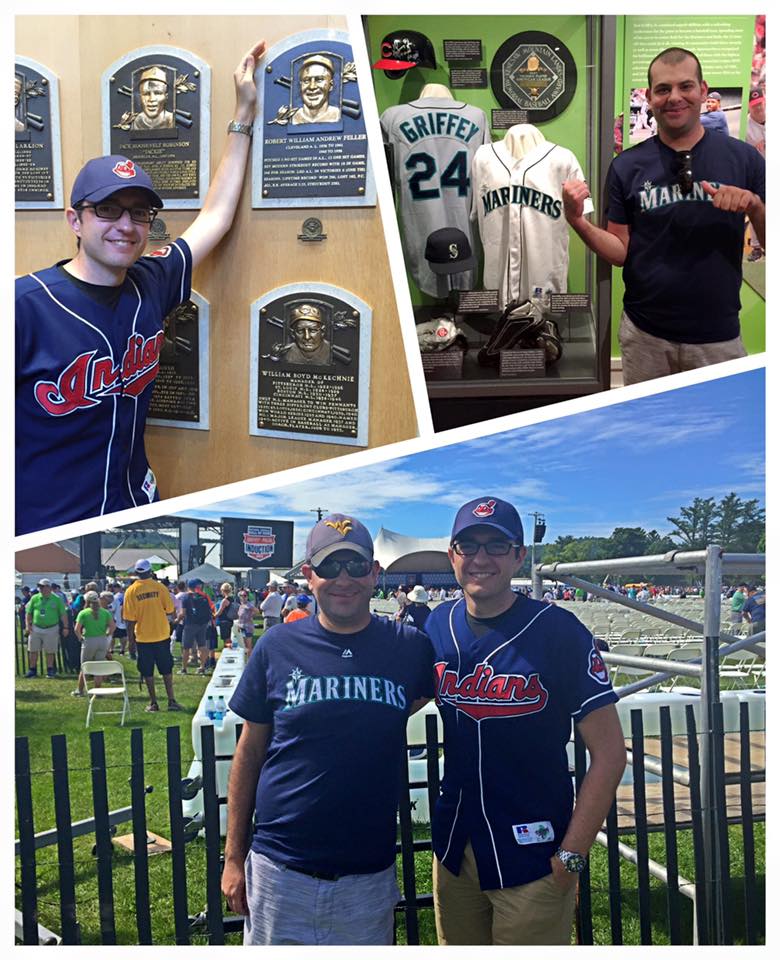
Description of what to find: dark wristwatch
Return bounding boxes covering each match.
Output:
[555,848,587,873]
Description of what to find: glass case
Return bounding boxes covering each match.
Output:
[365,15,616,428]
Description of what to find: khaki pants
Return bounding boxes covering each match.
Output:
[619,312,746,385]
[433,843,577,945]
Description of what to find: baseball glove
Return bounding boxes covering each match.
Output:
[477,300,563,367]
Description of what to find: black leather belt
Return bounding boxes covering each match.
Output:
[285,863,340,882]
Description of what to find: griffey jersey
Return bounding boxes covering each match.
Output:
[229,614,435,875]
[15,240,192,535]
[426,595,618,891]
[381,97,490,298]
[472,138,589,309]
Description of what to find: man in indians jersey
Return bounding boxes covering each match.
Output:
[380,96,490,299]
[15,41,266,536]
[471,135,591,310]
[425,496,626,945]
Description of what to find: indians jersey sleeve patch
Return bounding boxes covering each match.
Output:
[513,821,554,845]
[587,644,610,685]
[141,468,157,502]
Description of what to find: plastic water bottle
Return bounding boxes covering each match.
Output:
[205,695,215,721]
[214,695,227,730]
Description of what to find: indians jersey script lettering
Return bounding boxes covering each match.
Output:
[381,97,490,298]
[472,138,591,309]
[426,596,617,890]
[15,240,192,535]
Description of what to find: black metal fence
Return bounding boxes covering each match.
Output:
[15,705,764,945]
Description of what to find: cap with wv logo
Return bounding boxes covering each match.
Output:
[305,513,375,566]
[424,227,476,275]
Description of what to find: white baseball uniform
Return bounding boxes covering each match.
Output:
[471,138,592,309]
[380,97,491,298]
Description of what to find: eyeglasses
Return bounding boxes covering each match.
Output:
[311,556,373,579]
[672,150,694,196]
[451,540,520,557]
[76,202,158,224]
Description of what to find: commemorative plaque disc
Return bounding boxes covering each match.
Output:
[103,46,210,208]
[250,283,371,446]
[15,57,63,208]
[490,31,577,122]
[148,290,209,430]
[253,29,375,207]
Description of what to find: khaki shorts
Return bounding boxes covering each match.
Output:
[619,312,746,385]
[28,624,61,655]
[81,636,109,665]
[433,843,577,945]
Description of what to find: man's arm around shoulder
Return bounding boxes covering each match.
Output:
[222,719,271,915]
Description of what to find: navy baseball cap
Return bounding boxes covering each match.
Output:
[297,595,312,606]
[425,228,477,275]
[70,155,164,208]
[306,513,374,565]
[451,497,524,545]
[187,578,203,588]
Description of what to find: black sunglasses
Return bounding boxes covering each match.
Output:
[77,201,158,224]
[451,540,520,557]
[672,150,694,196]
[311,556,373,579]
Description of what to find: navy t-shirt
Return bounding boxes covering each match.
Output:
[426,595,618,891]
[229,614,435,875]
[606,131,765,343]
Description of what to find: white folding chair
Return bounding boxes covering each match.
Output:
[82,660,130,728]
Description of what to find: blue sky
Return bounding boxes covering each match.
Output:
[181,369,764,562]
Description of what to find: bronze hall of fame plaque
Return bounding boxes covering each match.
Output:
[103,46,210,209]
[490,31,577,122]
[15,57,64,208]
[252,29,375,208]
[249,283,371,446]
[148,289,210,431]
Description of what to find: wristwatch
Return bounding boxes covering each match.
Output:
[227,120,253,137]
[555,848,587,873]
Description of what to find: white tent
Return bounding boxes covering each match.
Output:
[180,561,236,584]
[373,527,452,573]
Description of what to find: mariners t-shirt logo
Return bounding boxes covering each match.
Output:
[243,525,276,562]
[113,159,137,179]
[587,645,610,685]
[435,661,549,719]
[472,499,497,518]
[33,331,165,416]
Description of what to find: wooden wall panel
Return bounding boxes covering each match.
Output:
[15,15,417,500]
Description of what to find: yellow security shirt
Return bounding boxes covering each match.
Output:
[122,578,174,643]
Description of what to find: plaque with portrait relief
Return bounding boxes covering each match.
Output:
[148,289,210,430]
[250,283,371,446]
[103,46,210,208]
[253,29,375,207]
[15,57,63,208]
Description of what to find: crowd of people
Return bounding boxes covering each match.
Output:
[16,569,325,711]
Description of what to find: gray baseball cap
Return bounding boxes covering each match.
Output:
[306,513,374,566]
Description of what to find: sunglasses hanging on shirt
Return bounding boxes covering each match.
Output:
[672,150,694,196]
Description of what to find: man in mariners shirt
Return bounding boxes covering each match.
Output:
[15,40,266,536]
[562,46,765,385]
[425,496,626,945]
[222,513,434,945]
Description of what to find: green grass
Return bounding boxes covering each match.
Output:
[16,645,764,945]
